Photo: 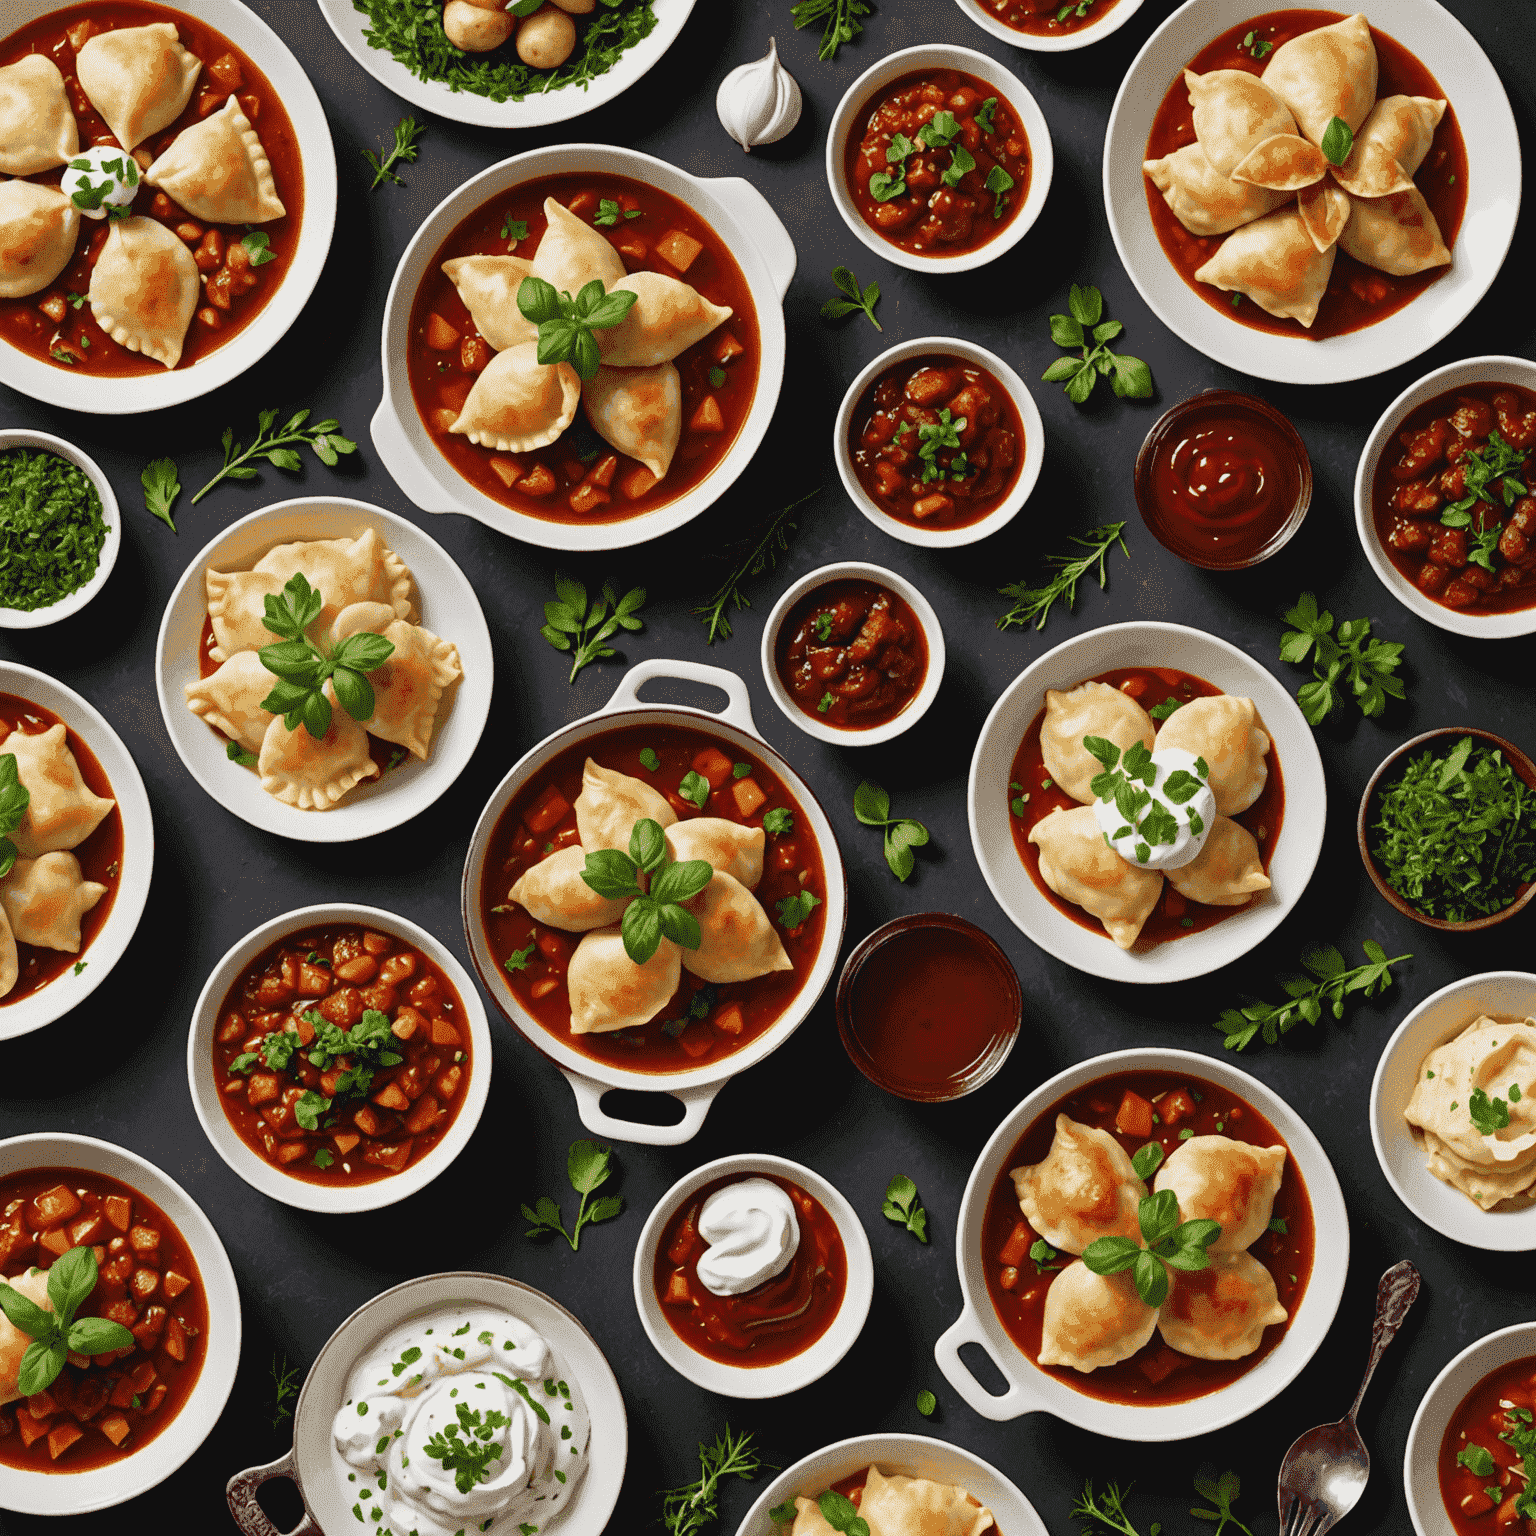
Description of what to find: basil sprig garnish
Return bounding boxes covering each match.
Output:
[579,817,712,964]
[0,754,31,880]
[0,1246,136,1396]
[868,110,981,204]
[1082,1190,1221,1308]
[516,276,637,381]
[1085,736,1209,864]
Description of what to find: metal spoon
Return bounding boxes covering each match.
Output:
[1276,1259,1422,1536]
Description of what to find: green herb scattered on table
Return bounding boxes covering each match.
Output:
[0,1246,135,1395]
[790,0,872,61]
[915,1389,936,1417]
[1214,941,1410,1051]
[1191,1465,1254,1536]
[522,1139,623,1252]
[882,1174,928,1242]
[854,781,930,882]
[190,407,357,505]
[0,447,108,610]
[691,490,817,644]
[1043,284,1153,405]
[821,266,882,332]
[542,575,646,683]
[1083,1189,1220,1308]
[363,114,425,191]
[1073,1479,1159,1536]
[517,275,637,380]
[0,755,30,881]
[997,523,1128,632]
[660,1425,764,1536]
[269,1352,300,1429]
[141,456,181,532]
[1279,592,1405,724]
[579,817,711,963]
[1368,735,1536,921]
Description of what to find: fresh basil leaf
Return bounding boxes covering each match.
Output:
[853,780,890,826]
[567,1138,611,1195]
[330,666,375,724]
[1081,1235,1140,1275]
[571,328,602,381]
[17,1337,66,1398]
[621,898,663,964]
[1138,1188,1180,1248]
[1131,1142,1163,1180]
[1133,1247,1170,1308]
[332,631,395,672]
[628,817,667,874]
[67,1315,136,1354]
[301,686,333,741]
[650,858,713,905]
[580,849,641,899]
[516,275,561,324]
[1321,115,1354,166]
[1050,314,1085,349]
[47,1244,99,1322]
[0,1281,56,1340]
[657,902,701,950]
[259,639,325,681]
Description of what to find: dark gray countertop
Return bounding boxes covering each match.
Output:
[1,0,1533,1531]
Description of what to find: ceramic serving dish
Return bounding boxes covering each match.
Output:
[461,658,847,1146]
[632,1153,874,1398]
[833,337,1046,548]
[967,620,1326,984]
[0,0,336,415]
[0,1132,241,1516]
[227,1270,626,1536]
[1103,0,1520,384]
[952,0,1146,53]
[0,661,154,1042]
[934,1046,1349,1440]
[371,144,794,553]
[825,45,1054,276]
[153,497,493,844]
[1355,355,1536,638]
[1370,971,1536,1252]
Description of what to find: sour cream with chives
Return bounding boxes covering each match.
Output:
[1089,743,1216,871]
[60,146,140,220]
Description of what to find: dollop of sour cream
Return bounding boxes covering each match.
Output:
[695,1177,800,1297]
[1092,746,1216,871]
[332,1306,589,1536]
[60,146,140,220]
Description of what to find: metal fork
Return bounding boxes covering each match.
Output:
[1276,1260,1422,1536]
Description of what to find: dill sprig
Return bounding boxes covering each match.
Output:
[659,1426,765,1536]
[997,522,1128,632]
[691,489,818,644]
[269,1352,300,1430]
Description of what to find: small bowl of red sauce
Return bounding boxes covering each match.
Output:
[827,44,1052,275]
[952,0,1146,52]
[762,563,944,746]
[1134,391,1311,569]
[632,1154,874,1398]
[837,913,1022,1102]
[836,337,1044,548]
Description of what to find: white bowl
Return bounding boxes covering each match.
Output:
[934,1046,1349,1440]
[735,1432,1050,1536]
[833,337,1045,549]
[371,145,794,553]
[0,662,153,1042]
[967,620,1326,984]
[226,1271,626,1536]
[632,1154,874,1398]
[1370,970,1536,1252]
[312,0,696,129]
[0,0,336,415]
[460,658,848,1146]
[825,45,1054,276]
[0,432,119,628]
[1103,0,1521,384]
[952,0,1146,52]
[760,563,946,746]
[187,903,492,1214]
[1355,355,1536,638]
[1405,1321,1536,1536]
[0,1132,241,1516]
[154,497,493,843]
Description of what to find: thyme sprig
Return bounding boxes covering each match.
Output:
[997,522,1128,631]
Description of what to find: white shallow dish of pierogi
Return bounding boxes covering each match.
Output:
[933,1047,1349,1441]
[968,620,1326,984]
[1370,971,1536,1252]
[371,143,794,553]
[0,662,153,1043]
[154,498,492,843]
[0,0,336,415]
[226,1270,626,1536]
[1102,0,1520,384]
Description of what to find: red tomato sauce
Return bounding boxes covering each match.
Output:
[980,0,1121,39]
[1007,667,1285,948]
[1143,9,1468,340]
[982,1070,1314,1406]
[1438,1354,1536,1531]
[478,724,827,1075]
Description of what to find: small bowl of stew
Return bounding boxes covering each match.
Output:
[835,337,1044,548]
[827,44,1053,275]
[952,0,1146,53]
[631,1153,874,1399]
[761,564,944,746]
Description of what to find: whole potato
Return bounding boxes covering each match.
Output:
[443,0,514,50]
[548,0,596,13]
[516,5,577,67]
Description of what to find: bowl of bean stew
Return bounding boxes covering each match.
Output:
[951,0,1146,53]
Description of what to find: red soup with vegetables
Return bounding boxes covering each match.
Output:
[1438,1354,1536,1532]
[653,1173,846,1367]
[408,173,759,526]
[985,0,1121,39]
[479,724,828,1075]
[0,1167,207,1469]
[983,1071,1314,1405]
[1008,668,1285,947]
[774,579,928,731]
[843,70,1032,260]
[849,353,1024,530]
[0,0,304,375]
[1144,9,1467,340]
[211,924,473,1187]
[0,693,122,1007]
[1371,382,1536,615]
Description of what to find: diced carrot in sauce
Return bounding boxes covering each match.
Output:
[489,457,519,489]
[731,778,766,818]
[46,1421,82,1460]
[1160,1088,1197,1126]
[108,1377,136,1411]
[162,1316,188,1363]
[26,1390,57,1419]
[999,1265,1019,1290]
[373,1083,411,1112]
[615,236,648,263]
[692,746,734,788]
[98,1413,131,1447]
[999,1221,1033,1267]
[425,313,459,350]
[68,1213,104,1246]
[619,465,659,500]
[530,977,560,999]
[586,453,618,488]
[566,190,597,218]
[275,1141,308,1165]
[404,1095,443,1135]
[32,1185,80,1227]
[665,1272,691,1304]
[206,51,243,89]
[130,1268,159,1302]
[162,1270,191,1300]
[353,1105,382,1136]
[713,332,744,364]
[569,483,610,516]
[333,1133,360,1157]
[37,1228,69,1257]
[655,229,703,272]
[1115,1090,1155,1140]
[217,1013,244,1044]
[430,1019,460,1047]
[15,1410,49,1449]
[143,1382,167,1414]
[101,1299,137,1329]
[713,1003,744,1036]
[436,1066,462,1099]
[37,293,66,324]
[247,1072,280,1107]
[129,1361,157,1394]
[461,336,491,373]
[363,1141,413,1174]
[535,929,570,962]
[689,396,725,433]
[525,785,571,834]
[678,1031,714,1059]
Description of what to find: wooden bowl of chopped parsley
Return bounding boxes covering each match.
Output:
[1358,727,1536,930]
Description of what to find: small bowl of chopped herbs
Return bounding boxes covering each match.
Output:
[1359,728,1536,930]
[0,432,119,629]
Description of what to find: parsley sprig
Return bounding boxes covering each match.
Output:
[1191,1466,1254,1536]
[1043,285,1153,405]
[0,755,31,880]
[997,522,1128,631]
[541,575,646,683]
[854,781,930,881]
[1215,941,1409,1051]
[1241,29,1274,58]
[190,407,357,505]
[790,0,872,61]
[141,458,180,531]
[821,266,882,332]
[691,490,816,643]
[579,817,712,964]
[363,115,424,191]
[882,1175,928,1242]
[516,275,636,380]
[522,1139,623,1252]
[0,1247,135,1396]
[661,1427,765,1536]
[1280,593,1405,724]
[1083,1189,1220,1308]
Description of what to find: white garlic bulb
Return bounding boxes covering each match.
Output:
[716,38,802,153]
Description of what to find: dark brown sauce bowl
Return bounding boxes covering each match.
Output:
[836,913,1022,1102]
[1357,727,1536,932]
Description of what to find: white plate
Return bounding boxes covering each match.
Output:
[154,498,493,843]
[313,0,695,129]
[952,0,1146,52]
[0,663,153,1042]
[1370,970,1536,1251]
[1103,0,1521,384]
[0,1133,241,1516]
[0,0,336,414]
[967,620,1326,984]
